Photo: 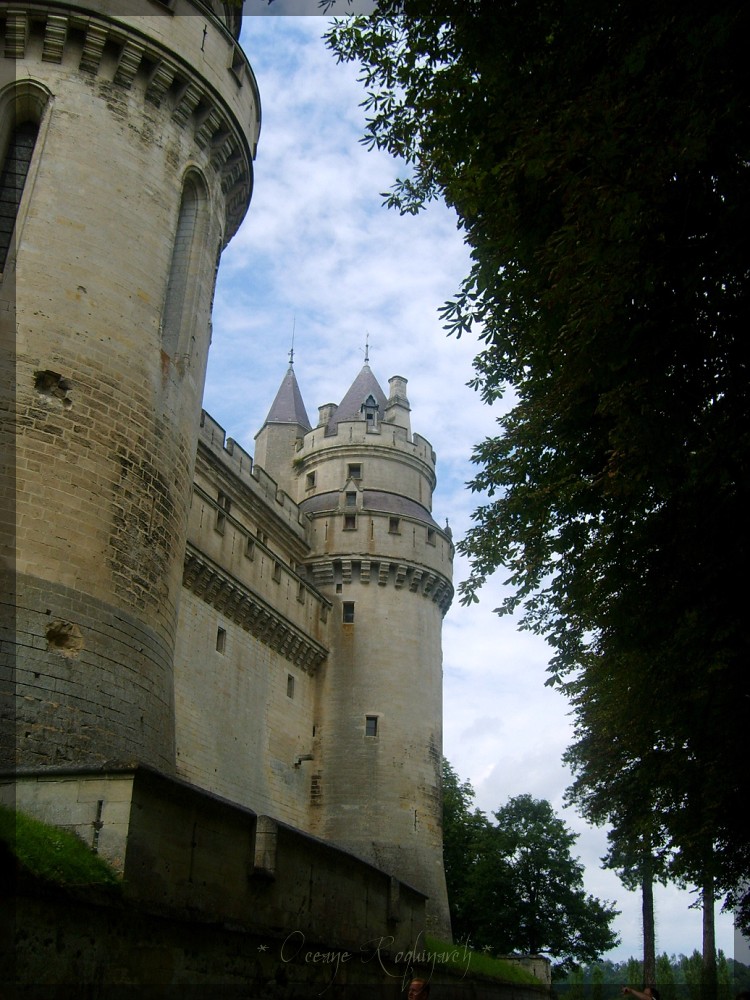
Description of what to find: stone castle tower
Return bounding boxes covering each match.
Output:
[1,3,258,771]
[255,357,454,937]
[1,1,455,950]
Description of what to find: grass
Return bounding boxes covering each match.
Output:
[0,804,121,891]
[423,935,543,986]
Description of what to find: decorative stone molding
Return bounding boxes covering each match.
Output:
[0,6,256,242]
[183,545,328,674]
[305,557,453,615]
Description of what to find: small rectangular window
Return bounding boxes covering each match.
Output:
[257,529,268,545]
[345,491,357,507]
[347,463,362,480]
[389,517,401,534]
[427,528,436,546]
[320,605,329,623]
[287,674,295,699]
[297,581,305,604]
[342,602,355,624]
[365,715,378,737]
[306,471,316,489]
[216,626,226,653]
[245,537,255,560]
[344,514,356,530]
[215,491,231,534]
[273,561,282,582]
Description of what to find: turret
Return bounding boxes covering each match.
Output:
[253,357,312,497]
[292,362,455,939]
[1,3,259,771]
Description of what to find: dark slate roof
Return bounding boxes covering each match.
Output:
[330,364,388,428]
[299,490,439,529]
[262,365,311,431]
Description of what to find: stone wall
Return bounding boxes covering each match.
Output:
[7,883,549,998]
[5,766,428,953]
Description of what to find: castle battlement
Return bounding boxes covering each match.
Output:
[198,409,308,535]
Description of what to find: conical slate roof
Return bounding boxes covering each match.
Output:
[331,364,388,426]
[261,364,311,431]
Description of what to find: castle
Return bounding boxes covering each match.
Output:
[1,0,454,946]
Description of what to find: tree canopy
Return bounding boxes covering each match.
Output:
[327,0,750,925]
[441,762,619,974]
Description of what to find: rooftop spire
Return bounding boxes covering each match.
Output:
[259,358,311,433]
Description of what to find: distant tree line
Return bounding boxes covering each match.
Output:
[555,952,749,998]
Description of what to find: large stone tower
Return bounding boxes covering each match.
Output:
[1,3,259,770]
[257,358,455,939]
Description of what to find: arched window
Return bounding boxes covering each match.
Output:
[0,81,50,275]
[161,173,207,363]
[0,121,38,269]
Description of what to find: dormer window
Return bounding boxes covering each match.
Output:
[361,394,379,428]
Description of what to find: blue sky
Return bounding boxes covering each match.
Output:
[202,13,736,964]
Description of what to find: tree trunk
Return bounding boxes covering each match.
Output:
[642,855,656,985]
[701,876,717,1000]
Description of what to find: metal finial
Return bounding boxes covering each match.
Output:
[289,317,296,367]
[364,330,370,365]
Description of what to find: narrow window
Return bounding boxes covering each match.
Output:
[286,674,295,699]
[306,471,316,489]
[365,716,378,738]
[347,463,362,480]
[215,491,230,534]
[216,626,226,653]
[342,602,355,624]
[161,174,205,361]
[427,528,436,546]
[345,491,357,507]
[297,581,305,604]
[273,561,282,583]
[344,514,356,530]
[0,121,39,271]
[245,536,255,560]
[389,517,401,534]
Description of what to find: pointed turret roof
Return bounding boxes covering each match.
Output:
[261,364,311,431]
[331,364,388,426]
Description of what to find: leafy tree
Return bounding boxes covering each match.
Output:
[326,0,750,923]
[462,794,619,974]
[441,758,490,938]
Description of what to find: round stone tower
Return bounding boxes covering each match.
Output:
[292,363,455,940]
[0,3,258,770]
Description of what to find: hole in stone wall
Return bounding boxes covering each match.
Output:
[34,370,72,407]
[45,620,83,658]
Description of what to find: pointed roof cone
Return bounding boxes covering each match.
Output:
[260,364,311,432]
[331,363,388,426]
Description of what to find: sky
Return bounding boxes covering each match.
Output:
[201,9,737,965]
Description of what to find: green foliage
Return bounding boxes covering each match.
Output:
[326,0,750,923]
[557,950,747,998]
[0,805,120,890]
[441,765,618,975]
[423,935,540,985]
